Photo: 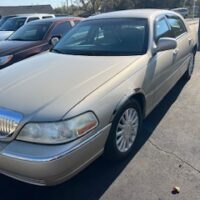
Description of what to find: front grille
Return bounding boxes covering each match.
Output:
[0,108,23,138]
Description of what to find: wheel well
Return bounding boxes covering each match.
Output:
[130,93,146,118]
[111,92,146,122]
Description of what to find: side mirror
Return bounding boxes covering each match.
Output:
[50,36,60,46]
[153,37,177,55]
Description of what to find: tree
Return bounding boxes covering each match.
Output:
[101,0,135,12]
[74,0,184,13]
[135,0,183,9]
[55,0,196,16]
[73,0,102,14]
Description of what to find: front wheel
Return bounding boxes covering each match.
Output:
[183,53,195,80]
[104,100,143,160]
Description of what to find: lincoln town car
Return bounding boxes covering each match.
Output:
[0,9,197,185]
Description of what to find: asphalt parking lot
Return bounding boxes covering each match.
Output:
[0,52,200,200]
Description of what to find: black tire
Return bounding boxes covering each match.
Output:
[104,99,143,161]
[183,53,195,80]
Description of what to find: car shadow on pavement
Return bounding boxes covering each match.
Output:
[0,77,188,200]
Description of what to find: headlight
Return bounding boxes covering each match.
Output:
[17,112,98,144]
[0,55,13,66]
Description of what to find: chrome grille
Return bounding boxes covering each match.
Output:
[0,108,23,138]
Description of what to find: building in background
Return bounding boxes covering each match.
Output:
[0,5,54,16]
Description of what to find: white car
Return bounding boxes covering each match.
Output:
[171,8,189,18]
[0,14,55,40]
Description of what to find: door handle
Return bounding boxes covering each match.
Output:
[188,37,193,45]
[173,49,179,55]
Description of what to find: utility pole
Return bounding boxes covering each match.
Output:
[193,0,197,19]
[66,0,69,15]
[66,0,69,9]
[70,0,73,15]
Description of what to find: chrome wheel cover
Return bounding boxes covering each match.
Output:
[116,108,139,153]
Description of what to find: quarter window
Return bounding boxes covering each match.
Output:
[167,16,187,38]
[27,17,39,23]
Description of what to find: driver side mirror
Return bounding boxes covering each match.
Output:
[153,37,177,55]
[50,36,61,46]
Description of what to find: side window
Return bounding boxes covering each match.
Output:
[51,22,71,36]
[155,18,172,41]
[42,16,53,19]
[27,17,39,23]
[167,16,187,38]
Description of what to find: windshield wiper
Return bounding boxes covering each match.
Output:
[10,38,26,41]
[51,49,66,54]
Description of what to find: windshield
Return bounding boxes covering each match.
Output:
[0,16,15,27]
[8,23,52,41]
[53,18,149,56]
[0,18,7,27]
[0,17,26,31]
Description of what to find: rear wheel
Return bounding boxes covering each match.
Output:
[104,100,143,160]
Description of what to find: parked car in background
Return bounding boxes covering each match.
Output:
[0,17,82,69]
[0,15,17,27]
[0,9,197,186]
[0,14,55,40]
[55,14,70,17]
[171,8,189,18]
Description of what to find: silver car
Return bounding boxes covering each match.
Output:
[0,14,55,40]
[0,9,197,185]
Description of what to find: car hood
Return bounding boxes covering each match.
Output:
[0,31,14,41]
[0,52,141,121]
[0,40,40,56]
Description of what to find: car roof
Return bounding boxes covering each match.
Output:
[27,17,83,25]
[9,14,55,18]
[172,8,188,10]
[1,15,17,18]
[86,9,177,21]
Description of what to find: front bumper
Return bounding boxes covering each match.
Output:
[0,124,111,186]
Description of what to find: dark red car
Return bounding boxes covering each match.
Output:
[0,17,82,69]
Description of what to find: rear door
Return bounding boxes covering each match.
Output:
[148,16,176,106]
[166,14,192,75]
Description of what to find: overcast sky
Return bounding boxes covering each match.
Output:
[0,0,67,8]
